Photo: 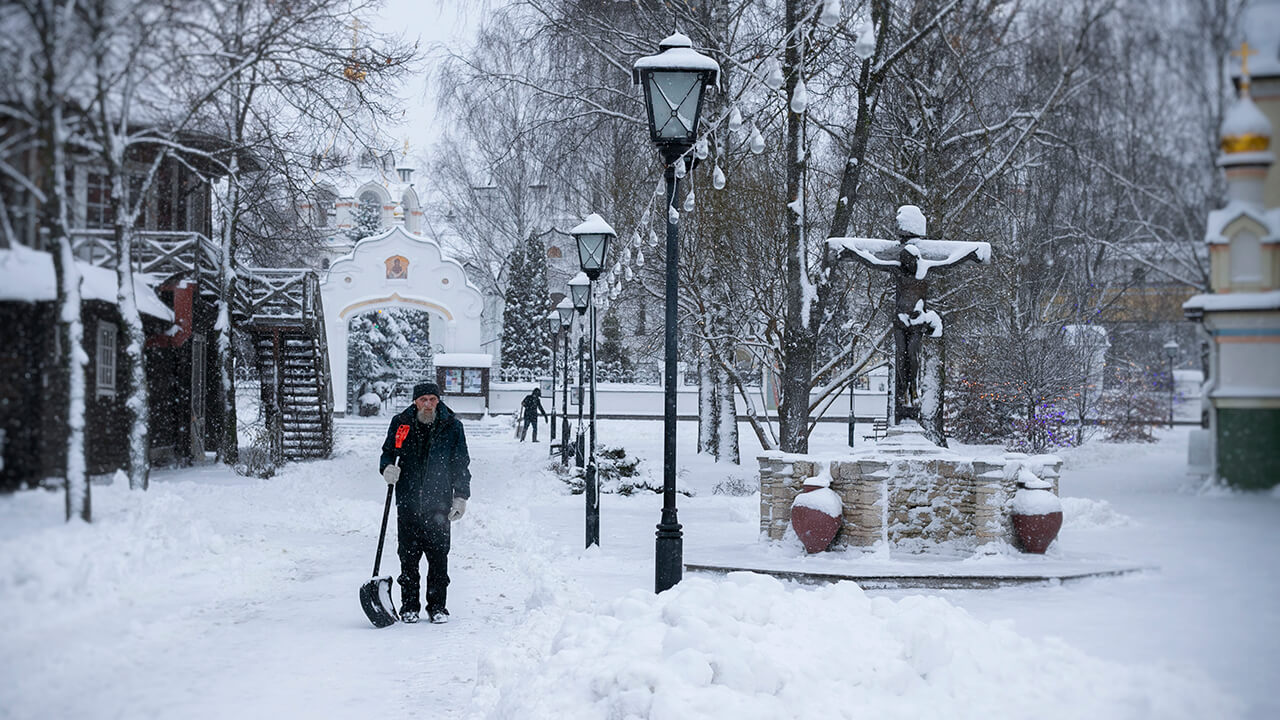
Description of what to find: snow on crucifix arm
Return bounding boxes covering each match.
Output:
[908,239,991,279]
[825,237,902,269]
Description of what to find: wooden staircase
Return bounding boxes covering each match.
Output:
[61,229,335,464]
[239,269,333,462]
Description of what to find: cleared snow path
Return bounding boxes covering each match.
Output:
[0,421,570,719]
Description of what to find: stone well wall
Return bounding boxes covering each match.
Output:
[759,449,1061,551]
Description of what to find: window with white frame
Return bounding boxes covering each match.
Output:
[96,321,117,396]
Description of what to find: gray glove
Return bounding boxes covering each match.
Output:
[382,465,401,485]
[448,496,467,522]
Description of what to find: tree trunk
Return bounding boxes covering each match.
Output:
[717,370,739,464]
[778,0,813,454]
[217,164,240,464]
[115,222,150,490]
[35,19,90,521]
[698,350,717,455]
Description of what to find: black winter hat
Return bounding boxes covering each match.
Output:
[413,381,441,399]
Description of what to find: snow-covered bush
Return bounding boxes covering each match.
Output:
[234,427,276,479]
[556,445,689,497]
[357,392,382,417]
[712,475,759,496]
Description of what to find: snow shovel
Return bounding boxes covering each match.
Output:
[360,424,409,628]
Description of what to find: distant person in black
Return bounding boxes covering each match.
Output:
[517,387,548,442]
[379,382,470,624]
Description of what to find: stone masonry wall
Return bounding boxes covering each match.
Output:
[759,452,1061,551]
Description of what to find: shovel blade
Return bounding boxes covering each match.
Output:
[360,576,398,628]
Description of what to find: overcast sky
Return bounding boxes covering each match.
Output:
[369,1,485,166]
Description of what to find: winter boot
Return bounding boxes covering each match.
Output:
[428,608,450,624]
[401,611,419,624]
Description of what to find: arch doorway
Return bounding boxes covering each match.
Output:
[320,225,486,413]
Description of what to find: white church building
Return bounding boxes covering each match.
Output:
[1183,5,1280,490]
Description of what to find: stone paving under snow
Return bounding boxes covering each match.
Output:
[0,420,1275,719]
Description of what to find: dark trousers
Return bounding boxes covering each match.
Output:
[518,416,539,442]
[396,511,450,614]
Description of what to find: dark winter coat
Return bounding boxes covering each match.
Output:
[521,392,547,420]
[379,401,471,524]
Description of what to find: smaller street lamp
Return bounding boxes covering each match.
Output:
[547,311,562,450]
[556,298,575,465]
[1163,340,1179,427]
[571,215,616,551]
[568,269,601,548]
[569,273,590,475]
[569,272,591,314]
[571,213,615,282]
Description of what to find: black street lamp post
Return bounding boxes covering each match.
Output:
[1164,340,1178,427]
[557,298,574,466]
[546,312,561,454]
[571,214,615,551]
[633,33,719,593]
[568,269,596,543]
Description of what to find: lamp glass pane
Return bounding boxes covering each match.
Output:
[576,233,608,273]
[570,283,591,310]
[557,304,575,325]
[647,71,703,141]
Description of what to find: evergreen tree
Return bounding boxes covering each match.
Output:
[596,310,633,382]
[346,308,435,410]
[499,233,550,373]
[347,200,383,243]
[395,309,433,384]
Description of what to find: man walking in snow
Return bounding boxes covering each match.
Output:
[517,387,548,443]
[379,382,471,624]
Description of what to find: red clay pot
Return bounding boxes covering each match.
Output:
[790,485,842,554]
[1010,511,1063,554]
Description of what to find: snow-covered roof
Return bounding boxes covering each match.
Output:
[0,243,56,302]
[1217,149,1276,167]
[569,213,616,237]
[1221,92,1271,141]
[433,353,493,368]
[1183,290,1280,313]
[1064,324,1110,345]
[310,165,418,201]
[0,245,173,320]
[1204,201,1280,244]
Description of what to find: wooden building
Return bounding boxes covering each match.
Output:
[0,147,228,490]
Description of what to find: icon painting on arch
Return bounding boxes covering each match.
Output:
[385,255,409,280]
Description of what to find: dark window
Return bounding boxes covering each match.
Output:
[636,304,646,335]
[86,172,113,229]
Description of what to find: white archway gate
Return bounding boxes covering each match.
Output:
[320,225,486,412]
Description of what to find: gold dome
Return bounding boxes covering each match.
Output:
[1220,90,1272,156]
[1222,133,1271,154]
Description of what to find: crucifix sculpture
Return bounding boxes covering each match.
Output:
[828,206,991,426]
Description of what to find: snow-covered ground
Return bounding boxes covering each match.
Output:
[1,419,1275,719]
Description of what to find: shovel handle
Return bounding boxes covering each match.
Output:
[372,455,399,577]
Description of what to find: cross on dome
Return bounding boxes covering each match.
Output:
[1232,40,1258,88]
